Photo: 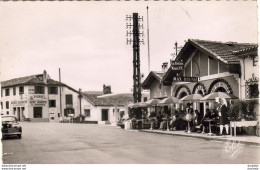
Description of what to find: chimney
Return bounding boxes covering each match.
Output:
[43,70,48,83]
[161,62,168,73]
[103,84,112,94]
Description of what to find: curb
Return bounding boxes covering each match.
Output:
[139,130,260,146]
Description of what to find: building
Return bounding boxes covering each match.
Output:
[235,46,259,114]
[0,70,124,123]
[143,39,258,115]
[81,91,125,124]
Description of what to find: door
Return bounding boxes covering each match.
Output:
[33,107,42,118]
[101,109,109,121]
[17,107,20,121]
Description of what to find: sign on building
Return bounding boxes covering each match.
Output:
[173,76,198,82]
[170,60,184,71]
[11,100,27,107]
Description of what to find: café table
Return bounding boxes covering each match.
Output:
[204,119,216,136]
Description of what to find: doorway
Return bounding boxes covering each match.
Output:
[17,107,21,121]
[101,109,109,121]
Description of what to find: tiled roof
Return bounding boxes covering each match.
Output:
[176,39,258,64]
[1,73,79,94]
[152,71,164,80]
[82,91,125,107]
[142,71,164,89]
[1,74,66,87]
[233,46,258,56]
[189,39,258,64]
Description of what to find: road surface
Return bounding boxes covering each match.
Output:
[2,122,260,164]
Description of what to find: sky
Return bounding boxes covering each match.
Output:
[0,1,258,93]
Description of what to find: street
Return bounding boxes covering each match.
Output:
[2,122,260,164]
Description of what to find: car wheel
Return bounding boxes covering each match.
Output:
[17,134,22,139]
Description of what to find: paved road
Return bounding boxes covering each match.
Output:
[2,122,260,164]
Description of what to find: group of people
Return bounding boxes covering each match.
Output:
[148,97,230,135]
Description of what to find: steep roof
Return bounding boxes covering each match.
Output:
[176,39,258,64]
[82,91,125,107]
[142,71,164,89]
[233,46,258,57]
[1,73,79,94]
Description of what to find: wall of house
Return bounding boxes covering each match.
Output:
[240,56,259,99]
[183,51,230,78]
[149,79,171,99]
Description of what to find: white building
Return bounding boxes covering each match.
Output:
[0,70,124,124]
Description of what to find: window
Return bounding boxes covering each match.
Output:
[64,108,75,117]
[6,101,9,109]
[5,88,9,96]
[33,107,42,118]
[13,87,16,95]
[35,86,45,94]
[1,102,2,109]
[19,86,24,94]
[144,97,148,102]
[249,84,259,99]
[49,100,56,108]
[6,111,9,115]
[84,109,90,117]
[66,94,73,105]
[49,86,58,94]
[245,75,259,99]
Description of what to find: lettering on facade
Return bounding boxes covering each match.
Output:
[33,95,46,99]
[30,100,47,106]
[170,60,184,66]
[170,60,184,71]
[11,100,27,106]
[211,82,231,93]
[173,76,198,82]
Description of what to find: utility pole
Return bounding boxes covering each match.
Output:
[126,13,144,103]
[78,88,82,122]
[59,68,63,123]
[171,42,182,60]
[147,6,150,73]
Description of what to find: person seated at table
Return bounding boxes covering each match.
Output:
[156,111,163,129]
[148,112,157,130]
[170,113,186,131]
[196,107,211,133]
[194,110,203,133]
[159,112,169,130]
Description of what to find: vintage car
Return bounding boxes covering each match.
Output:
[2,115,22,139]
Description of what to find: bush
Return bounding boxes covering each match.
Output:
[228,100,257,121]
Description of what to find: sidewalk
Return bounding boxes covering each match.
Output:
[139,129,260,145]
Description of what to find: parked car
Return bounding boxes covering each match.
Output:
[2,115,22,139]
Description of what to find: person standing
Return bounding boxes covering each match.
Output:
[218,98,229,135]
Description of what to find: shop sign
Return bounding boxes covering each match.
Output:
[11,100,27,106]
[30,100,47,106]
[170,60,184,71]
[33,95,46,99]
[173,76,198,82]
